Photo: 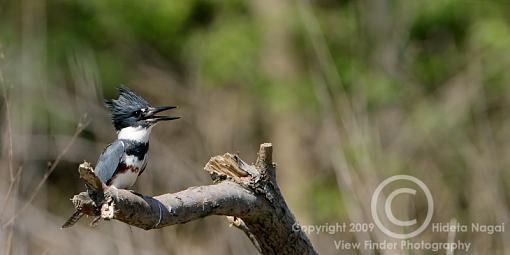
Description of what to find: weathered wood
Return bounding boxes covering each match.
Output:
[67,143,317,255]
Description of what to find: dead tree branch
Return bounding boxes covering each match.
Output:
[67,143,317,255]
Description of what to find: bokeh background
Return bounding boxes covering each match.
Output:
[1,0,510,254]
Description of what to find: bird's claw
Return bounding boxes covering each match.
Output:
[90,216,101,227]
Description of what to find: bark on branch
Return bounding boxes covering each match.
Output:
[67,143,317,255]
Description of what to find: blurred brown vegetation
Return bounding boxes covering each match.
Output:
[1,0,510,254]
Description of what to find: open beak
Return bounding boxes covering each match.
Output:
[142,106,180,123]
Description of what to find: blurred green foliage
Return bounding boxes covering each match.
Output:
[2,0,505,102]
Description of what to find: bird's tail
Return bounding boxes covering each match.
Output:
[61,210,84,228]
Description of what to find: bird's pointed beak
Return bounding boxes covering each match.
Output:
[143,106,180,123]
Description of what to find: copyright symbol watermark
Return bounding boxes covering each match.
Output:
[371,175,434,239]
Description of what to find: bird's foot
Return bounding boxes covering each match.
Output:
[90,216,101,227]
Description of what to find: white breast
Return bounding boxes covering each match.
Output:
[110,168,138,189]
[117,126,152,143]
[109,154,147,189]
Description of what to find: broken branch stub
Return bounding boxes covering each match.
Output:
[66,143,317,255]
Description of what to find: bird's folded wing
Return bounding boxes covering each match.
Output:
[95,140,125,183]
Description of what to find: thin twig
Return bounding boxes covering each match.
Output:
[4,219,14,255]
[3,160,21,255]
[2,116,90,228]
[1,79,17,255]
[227,216,262,253]
[2,174,19,255]
[0,166,23,219]
[2,86,14,180]
[0,86,18,218]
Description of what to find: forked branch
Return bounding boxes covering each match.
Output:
[67,143,317,255]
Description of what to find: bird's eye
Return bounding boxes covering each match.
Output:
[134,110,142,117]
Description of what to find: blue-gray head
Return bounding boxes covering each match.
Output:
[105,86,179,131]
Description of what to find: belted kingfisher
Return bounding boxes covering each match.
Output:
[62,86,179,228]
